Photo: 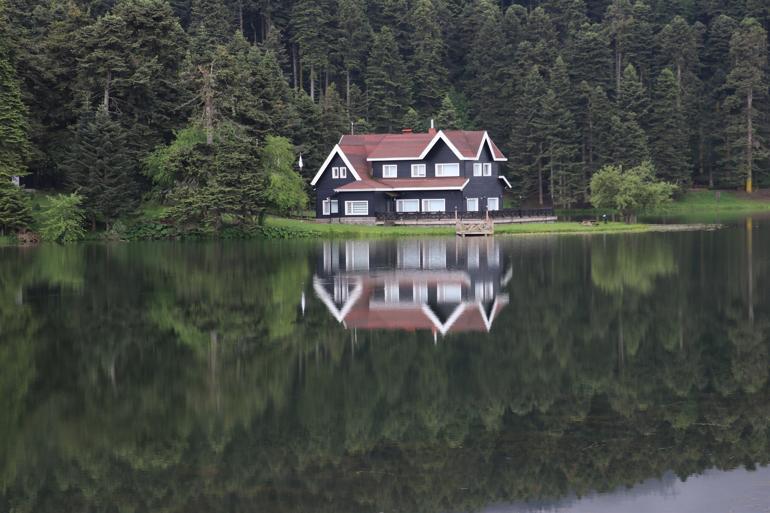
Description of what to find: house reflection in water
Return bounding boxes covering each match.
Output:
[313,239,511,336]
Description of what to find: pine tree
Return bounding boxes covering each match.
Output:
[337,0,371,114]
[567,22,613,89]
[435,94,460,130]
[401,108,427,132]
[723,18,768,192]
[509,66,548,204]
[544,57,582,206]
[649,68,691,186]
[543,0,588,43]
[365,27,411,132]
[618,63,650,128]
[320,84,348,148]
[579,83,616,180]
[291,0,333,101]
[190,0,233,50]
[64,109,139,229]
[657,16,697,107]
[409,0,448,112]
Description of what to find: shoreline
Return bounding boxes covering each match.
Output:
[0,219,726,246]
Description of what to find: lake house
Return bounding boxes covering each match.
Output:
[310,125,511,221]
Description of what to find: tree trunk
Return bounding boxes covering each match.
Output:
[346,69,351,121]
[537,145,544,206]
[615,48,622,96]
[676,63,682,109]
[746,88,753,193]
[310,63,315,102]
[199,64,215,145]
[292,45,298,90]
[238,0,243,35]
[103,70,111,112]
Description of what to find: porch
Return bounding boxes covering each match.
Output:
[375,208,557,226]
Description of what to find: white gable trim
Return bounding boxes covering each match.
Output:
[476,131,508,162]
[498,176,513,188]
[312,275,363,323]
[366,130,467,162]
[310,145,362,186]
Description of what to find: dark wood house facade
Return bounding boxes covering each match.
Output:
[310,128,511,221]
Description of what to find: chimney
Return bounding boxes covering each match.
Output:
[402,127,413,134]
[428,118,437,136]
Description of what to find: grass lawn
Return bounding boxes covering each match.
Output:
[0,235,14,246]
[266,216,649,238]
[658,190,770,213]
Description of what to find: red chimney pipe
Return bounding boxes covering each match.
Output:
[428,118,437,135]
[402,128,413,134]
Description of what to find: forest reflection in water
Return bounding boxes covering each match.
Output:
[1,219,769,513]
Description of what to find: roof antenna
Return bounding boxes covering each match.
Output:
[429,118,437,135]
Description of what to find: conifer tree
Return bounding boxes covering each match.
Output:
[365,27,411,132]
[338,0,371,113]
[618,63,650,128]
[723,18,768,192]
[509,66,548,204]
[320,84,348,148]
[649,68,691,186]
[401,108,426,132]
[65,109,139,229]
[657,16,697,107]
[291,0,332,101]
[543,0,588,43]
[409,0,448,112]
[567,22,613,89]
[435,94,460,130]
[543,57,582,206]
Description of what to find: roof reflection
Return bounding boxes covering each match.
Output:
[313,239,511,335]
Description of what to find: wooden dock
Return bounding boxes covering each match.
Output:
[456,211,494,237]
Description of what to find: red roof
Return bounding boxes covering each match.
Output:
[310,130,507,186]
[335,177,469,192]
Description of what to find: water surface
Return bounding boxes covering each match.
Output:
[2,219,769,512]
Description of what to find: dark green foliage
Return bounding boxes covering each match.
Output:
[0,180,32,235]
[5,0,770,219]
[64,109,139,228]
[365,27,411,132]
[434,94,460,130]
[650,68,691,186]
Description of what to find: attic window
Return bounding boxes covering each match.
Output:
[332,167,339,178]
[483,163,492,176]
[339,167,347,178]
[383,165,397,178]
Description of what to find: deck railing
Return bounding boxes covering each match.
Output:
[376,207,555,223]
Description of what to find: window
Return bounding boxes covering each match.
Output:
[483,163,492,176]
[345,200,369,216]
[396,199,420,213]
[487,197,499,211]
[346,241,370,270]
[383,164,397,178]
[435,163,460,177]
[413,283,429,303]
[339,166,347,178]
[421,198,446,212]
[384,282,400,303]
[423,240,447,269]
[437,283,462,303]
[475,281,495,302]
[473,163,482,176]
[411,164,426,177]
[466,198,479,212]
[332,166,339,179]
[322,199,339,215]
[398,241,422,269]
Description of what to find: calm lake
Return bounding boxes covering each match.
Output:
[2,217,770,512]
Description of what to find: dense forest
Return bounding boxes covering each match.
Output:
[1,229,769,511]
[1,0,770,231]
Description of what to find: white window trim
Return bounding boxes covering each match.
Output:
[322,199,339,215]
[435,163,460,177]
[382,164,398,178]
[332,166,339,179]
[396,198,420,213]
[483,163,492,176]
[466,198,479,212]
[473,163,482,176]
[421,198,446,213]
[345,200,369,216]
[339,166,347,178]
[411,164,426,177]
[487,197,500,211]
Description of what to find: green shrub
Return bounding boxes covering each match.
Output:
[39,193,87,243]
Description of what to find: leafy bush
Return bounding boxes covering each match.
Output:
[39,193,87,243]
[590,162,676,220]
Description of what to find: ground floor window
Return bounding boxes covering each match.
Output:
[322,199,339,215]
[437,283,462,303]
[396,198,420,213]
[487,197,500,211]
[466,198,479,212]
[345,200,369,216]
[421,198,446,212]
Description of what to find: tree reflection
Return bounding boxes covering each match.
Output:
[1,229,770,513]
